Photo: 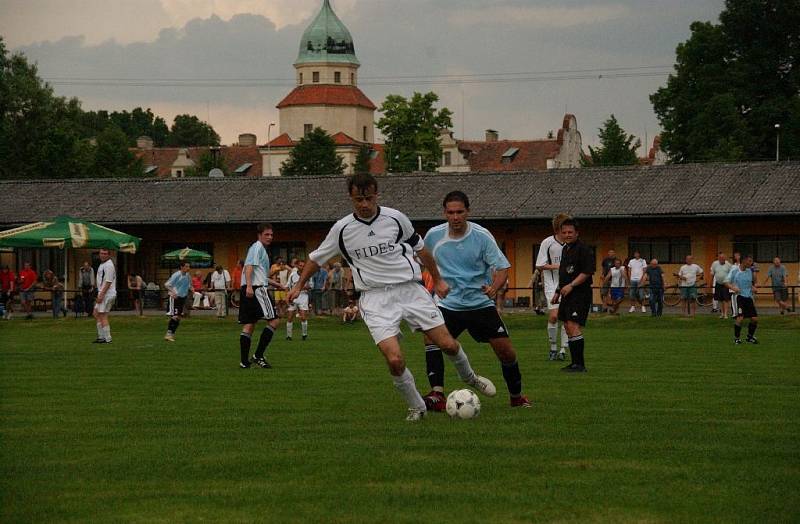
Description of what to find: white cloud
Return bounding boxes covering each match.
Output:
[448,4,630,28]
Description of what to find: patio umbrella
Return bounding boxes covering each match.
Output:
[161,247,212,262]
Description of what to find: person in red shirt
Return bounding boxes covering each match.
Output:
[18,261,38,320]
[0,265,16,319]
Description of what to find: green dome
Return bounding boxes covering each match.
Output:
[295,0,359,66]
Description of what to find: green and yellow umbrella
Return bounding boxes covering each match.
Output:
[0,215,140,253]
[161,247,212,262]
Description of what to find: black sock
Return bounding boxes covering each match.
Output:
[425,345,445,389]
[501,359,522,396]
[568,335,585,367]
[172,318,180,334]
[734,324,742,339]
[255,326,275,359]
[240,332,252,364]
[747,322,757,338]
[167,318,179,333]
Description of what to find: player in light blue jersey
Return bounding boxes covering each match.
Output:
[163,261,192,342]
[725,254,759,344]
[421,191,531,411]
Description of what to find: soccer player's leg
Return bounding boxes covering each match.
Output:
[253,288,278,367]
[421,332,446,412]
[558,293,590,372]
[425,324,496,397]
[544,286,560,360]
[286,306,296,340]
[376,336,426,421]
[299,301,309,340]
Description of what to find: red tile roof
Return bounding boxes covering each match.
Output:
[276,85,377,110]
[133,146,263,177]
[266,133,295,147]
[456,139,561,172]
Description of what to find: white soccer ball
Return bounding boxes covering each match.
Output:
[445,389,481,419]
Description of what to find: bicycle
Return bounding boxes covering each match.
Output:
[663,284,713,307]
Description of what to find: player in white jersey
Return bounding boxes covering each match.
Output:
[286,258,311,341]
[92,248,117,344]
[535,213,572,360]
[237,224,285,369]
[287,173,495,422]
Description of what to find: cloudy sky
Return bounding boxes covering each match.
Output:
[1,0,723,152]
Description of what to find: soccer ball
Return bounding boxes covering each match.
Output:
[445,389,481,419]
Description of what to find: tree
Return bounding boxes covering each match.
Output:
[167,114,220,147]
[281,127,345,176]
[353,144,371,174]
[376,92,453,172]
[185,149,227,177]
[582,115,641,166]
[93,124,143,178]
[651,1,800,162]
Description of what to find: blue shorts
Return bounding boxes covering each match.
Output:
[629,281,644,299]
[611,288,624,301]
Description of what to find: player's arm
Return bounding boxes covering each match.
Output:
[483,267,508,299]
[287,260,319,302]
[415,247,450,298]
[244,265,255,297]
[534,242,557,271]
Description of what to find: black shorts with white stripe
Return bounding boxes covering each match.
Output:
[166,295,187,317]
[238,286,277,325]
[732,294,757,319]
[440,306,509,343]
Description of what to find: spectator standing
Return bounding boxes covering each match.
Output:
[210,265,231,318]
[603,258,626,314]
[78,261,95,317]
[0,265,16,319]
[93,248,116,344]
[765,257,791,314]
[18,261,38,320]
[626,251,647,313]
[529,269,547,315]
[231,259,244,307]
[641,258,666,317]
[191,271,208,309]
[310,263,329,315]
[678,255,704,317]
[270,258,290,316]
[600,249,617,312]
[710,253,733,319]
[42,269,67,318]
[127,272,144,316]
[327,262,345,313]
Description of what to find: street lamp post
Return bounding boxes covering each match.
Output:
[267,122,276,176]
[775,123,780,162]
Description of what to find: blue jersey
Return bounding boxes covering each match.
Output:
[165,270,191,298]
[424,221,510,311]
[725,266,754,298]
[243,241,270,287]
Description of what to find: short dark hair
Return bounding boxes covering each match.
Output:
[179,260,190,267]
[442,190,470,209]
[744,254,754,260]
[347,173,378,195]
[257,223,273,233]
[560,218,578,229]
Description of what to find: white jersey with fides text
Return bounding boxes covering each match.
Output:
[96,259,117,297]
[535,235,564,291]
[309,206,424,291]
[242,241,270,287]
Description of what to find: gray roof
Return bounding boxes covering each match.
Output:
[1,162,798,226]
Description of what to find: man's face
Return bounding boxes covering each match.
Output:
[99,250,110,262]
[743,257,754,269]
[718,253,726,263]
[24,262,31,270]
[350,186,379,219]
[773,257,781,266]
[686,255,693,265]
[298,261,305,272]
[560,225,577,243]
[444,200,469,233]
[180,264,190,274]
[650,259,658,268]
[634,251,640,259]
[614,259,621,268]
[258,229,273,247]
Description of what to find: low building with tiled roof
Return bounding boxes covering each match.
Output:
[133,140,263,178]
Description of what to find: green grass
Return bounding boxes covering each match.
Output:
[1,313,799,523]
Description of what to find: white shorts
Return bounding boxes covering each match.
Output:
[359,281,445,344]
[288,293,309,312]
[94,294,116,313]
[544,285,560,310]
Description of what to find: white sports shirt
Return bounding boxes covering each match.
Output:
[287,268,310,296]
[309,206,424,291]
[535,235,564,290]
[242,241,270,287]
[96,259,117,297]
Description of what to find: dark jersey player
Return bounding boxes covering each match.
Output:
[551,218,594,372]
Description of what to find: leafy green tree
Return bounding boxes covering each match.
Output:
[582,115,641,166]
[185,149,227,177]
[651,0,800,162]
[167,114,220,147]
[281,127,344,176]
[376,92,453,172]
[93,124,142,178]
[353,144,371,174]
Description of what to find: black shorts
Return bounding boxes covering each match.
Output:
[557,288,592,326]
[732,295,757,319]
[714,284,731,301]
[440,306,509,343]
[166,295,187,317]
[238,286,277,324]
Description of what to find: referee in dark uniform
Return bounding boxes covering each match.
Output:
[551,218,595,372]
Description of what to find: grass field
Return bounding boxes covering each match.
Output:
[1,312,799,523]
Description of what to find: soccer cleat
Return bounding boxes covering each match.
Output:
[548,350,557,361]
[239,361,251,369]
[641,306,646,313]
[746,336,759,344]
[558,351,567,361]
[164,333,175,342]
[92,338,105,343]
[251,357,272,368]
[467,374,497,397]
[510,395,532,408]
[302,334,307,341]
[629,306,635,313]
[286,336,292,341]
[405,408,426,422]
[734,338,742,345]
[561,363,587,373]
[422,391,446,412]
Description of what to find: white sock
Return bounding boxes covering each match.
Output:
[286,322,293,337]
[712,299,719,310]
[301,321,308,336]
[96,322,103,339]
[560,324,568,351]
[392,368,426,410]
[103,326,111,341]
[447,345,477,383]
[547,322,557,351]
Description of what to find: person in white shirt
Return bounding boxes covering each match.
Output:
[678,254,704,317]
[210,265,231,318]
[603,258,626,314]
[92,248,116,344]
[286,173,495,422]
[286,258,311,340]
[710,252,733,319]
[627,251,648,313]
[535,213,571,361]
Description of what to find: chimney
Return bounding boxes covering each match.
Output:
[238,133,257,147]
[485,129,498,142]
[136,136,154,149]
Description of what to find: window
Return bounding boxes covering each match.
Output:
[733,235,799,263]
[299,72,303,84]
[629,237,690,264]
[234,163,253,174]
[363,126,368,141]
[175,169,183,178]
[161,243,214,269]
[334,71,341,83]
[312,71,320,83]
[501,147,519,164]
[304,124,313,136]
[269,242,307,264]
[443,151,452,166]
[143,165,158,175]
[350,72,355,84]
